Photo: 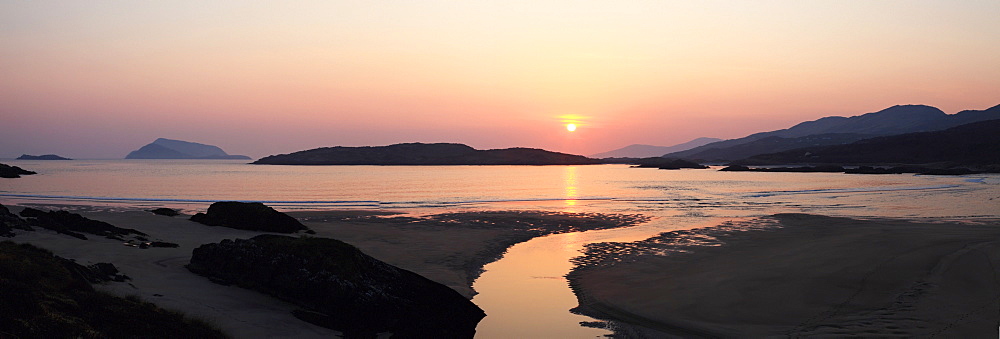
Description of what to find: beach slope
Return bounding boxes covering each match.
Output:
[569,214,1000,337]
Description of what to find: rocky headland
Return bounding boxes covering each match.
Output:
[253,142,602,165]
[188,234,486,338]
[0,163,36,178]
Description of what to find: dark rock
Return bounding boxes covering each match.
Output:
[19,207,147,240]
[0,163,37,178]
[0,203,32,237]
[919,168,976,175]
[190,202,309,233]
[625,158,708,169]
[150,241,180,248]
[253,142,602,165]
[719,165,751,171]
[85,262,131,282]
[16,154,72,160]
[187,235,486,338]
[150,208,180,217]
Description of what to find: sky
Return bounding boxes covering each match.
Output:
[2,1,999,159]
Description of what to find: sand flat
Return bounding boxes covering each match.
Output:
[569,214,1000,337]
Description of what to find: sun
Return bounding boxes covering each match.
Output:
[566,123,577,132]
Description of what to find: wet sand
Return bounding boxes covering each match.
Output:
[568,213,1000,337]
[4,204,646,338]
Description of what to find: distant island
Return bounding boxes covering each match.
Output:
[253,143,602,165]
[16,154,72,160]
[125,138,250,160]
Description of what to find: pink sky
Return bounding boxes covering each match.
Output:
[2,1,998,159]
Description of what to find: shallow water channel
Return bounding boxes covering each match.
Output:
[471,217,719,338]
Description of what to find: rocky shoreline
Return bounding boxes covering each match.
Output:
[2,202,651,337]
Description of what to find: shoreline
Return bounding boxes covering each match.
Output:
[3,202,648,337]
[567,213,1000,337]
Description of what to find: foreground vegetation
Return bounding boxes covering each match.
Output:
[0,241,226,338]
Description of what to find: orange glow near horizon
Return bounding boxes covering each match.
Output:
[2,1,999,159]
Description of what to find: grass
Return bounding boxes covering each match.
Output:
[0,241,227,338]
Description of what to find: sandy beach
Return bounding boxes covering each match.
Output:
[569,213,1000,337]
[3,203,645,338]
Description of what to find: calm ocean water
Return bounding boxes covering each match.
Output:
[3,159,998,219]
[3,159,999,337]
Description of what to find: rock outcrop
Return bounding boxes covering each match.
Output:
[16,154,72,160]
[150,208,180,217]
[187,234,486,338]
[0,163,36,178]
[0,204,32,237]
[253,142,602,165]
[19,207,147,240]
[189,202,310,233]
[125,138,250,160]
[614,157,708,169]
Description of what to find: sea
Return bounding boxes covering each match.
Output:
[3,159,999,337]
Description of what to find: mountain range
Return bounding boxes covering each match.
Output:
[665,104,1000,161]
[742,119,1000,168]
[125,138,250,160]
[590,137,722,158]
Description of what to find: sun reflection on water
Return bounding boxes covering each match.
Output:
[564,166,578,211]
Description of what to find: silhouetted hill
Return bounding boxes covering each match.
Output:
[741,119,1000,168]
[253,143,602,165]
[666,104,1000,161]
[677,133,871,162]
[125,138,250,159]
[590,137,722,158]
[17,154,72,160]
